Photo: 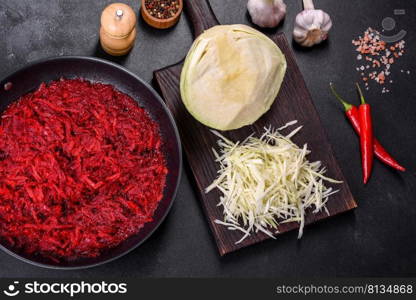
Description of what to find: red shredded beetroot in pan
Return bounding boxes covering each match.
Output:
[0,79,167,261]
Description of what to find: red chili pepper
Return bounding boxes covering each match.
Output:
[330,83,405,173]
[356,83,373,183]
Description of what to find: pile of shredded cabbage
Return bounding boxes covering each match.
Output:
[205,121,342,244]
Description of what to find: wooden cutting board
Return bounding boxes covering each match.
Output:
[153,0,357,256]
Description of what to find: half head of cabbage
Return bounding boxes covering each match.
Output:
[180,25,287,131]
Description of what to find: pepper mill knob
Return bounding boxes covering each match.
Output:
[100,3,137,56]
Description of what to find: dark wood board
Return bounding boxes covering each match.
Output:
[153,0,357,256]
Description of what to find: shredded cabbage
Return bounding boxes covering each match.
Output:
[205,121,342,244]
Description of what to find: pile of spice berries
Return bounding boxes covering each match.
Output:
[352,27,409,93]
[145,0,180,19]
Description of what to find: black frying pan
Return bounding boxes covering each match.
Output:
[0,56,182,269]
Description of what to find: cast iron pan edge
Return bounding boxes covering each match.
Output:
[0,56,182,270]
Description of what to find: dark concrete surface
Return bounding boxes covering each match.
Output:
[0,0,415,277]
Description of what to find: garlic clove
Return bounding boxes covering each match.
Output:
[247,0,287,28]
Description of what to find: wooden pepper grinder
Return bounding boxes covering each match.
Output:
[100,3,137,56]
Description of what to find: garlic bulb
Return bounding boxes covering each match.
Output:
[293,0,332,47]
[247,0,286,28]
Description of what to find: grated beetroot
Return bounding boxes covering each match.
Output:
[0,79,167,261]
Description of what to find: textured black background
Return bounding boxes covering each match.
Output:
[0,0,415,277]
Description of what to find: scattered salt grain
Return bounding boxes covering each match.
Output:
[352,27,409,94]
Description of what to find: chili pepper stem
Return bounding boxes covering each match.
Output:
[329,83,353,111]
[356,82,366,104]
